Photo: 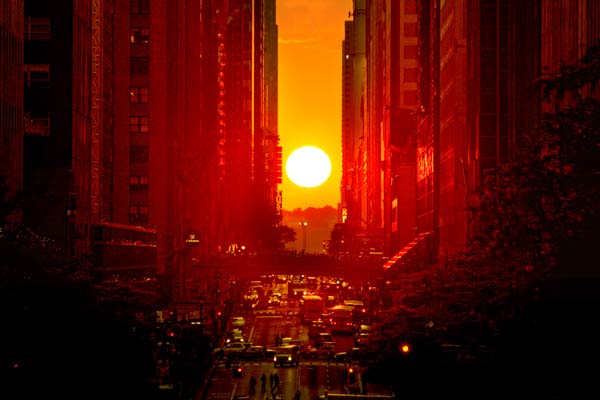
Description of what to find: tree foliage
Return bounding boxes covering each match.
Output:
[376,45,600,346]
[1,185,161,398]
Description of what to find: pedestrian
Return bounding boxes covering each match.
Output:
[249,375,257,394]
[269,373,274,389]
[273,372,280,393]
[293,389,301,400]
[260,373,267,393]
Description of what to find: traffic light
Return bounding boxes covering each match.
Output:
[347,367,356,383]
[400,343,411,354]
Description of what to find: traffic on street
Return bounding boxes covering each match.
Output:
[200,274,393,400]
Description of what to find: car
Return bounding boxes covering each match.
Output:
[354,332,371,346]
[273,345,300,367]
[268,296,281,306]
[239,345,267,360]
[334,351,351,363]
[220,342,249,357]
[232,317,246,328]
[225,329,245,344]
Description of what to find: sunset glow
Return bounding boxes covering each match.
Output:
[277,1,352,209]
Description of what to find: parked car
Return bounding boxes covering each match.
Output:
[239,345,267,360]
[274,345,300,367]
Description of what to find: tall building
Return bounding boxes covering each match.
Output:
[381,0,418,256]
[0,0,24,207]
[342,0,419,257]
[203,0,277,254]
[379,0,600,272]
[264,0,281,225]
[23,0,99,258]
[21,0,159,276]
[341,20,355,226]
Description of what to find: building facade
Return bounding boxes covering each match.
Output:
[343,0,599,271]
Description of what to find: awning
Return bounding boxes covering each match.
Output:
[382,231,433,272]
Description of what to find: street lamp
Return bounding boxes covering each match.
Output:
[299,221,308,254]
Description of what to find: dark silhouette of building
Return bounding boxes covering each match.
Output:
[0,0,24,207]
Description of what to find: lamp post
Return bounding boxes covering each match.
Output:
[299,221,308,254]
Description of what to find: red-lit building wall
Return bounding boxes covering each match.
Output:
[365,0,384,249]
[223,0,254,249]
[341,20,355,225]
[437,0,468,257]
[384,0,418,256]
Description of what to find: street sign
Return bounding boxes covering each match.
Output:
[184,230,201,247]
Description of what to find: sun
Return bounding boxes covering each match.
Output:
[286,146,332,188]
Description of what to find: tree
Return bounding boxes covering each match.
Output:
[374,43,600,356]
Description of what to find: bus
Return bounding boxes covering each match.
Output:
[329,305,355,335]
[300,294,325,325]
[343,299,370,325]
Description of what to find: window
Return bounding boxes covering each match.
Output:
[131,0,150,15]
[25,113,50,136]
[129,206,149,225]
[26,17,51,40]
[130,27,150,44]
[130,87,149,103]
[24,64,50,88]
[404,23,417,37]
[130,145,149,163]
[404,68,418,83]
[130,176,149,191]
[404,45,418,59]
[404,0,417,14]
[131,57,149,74]
[404,90,417,105]
[129,116,149,133]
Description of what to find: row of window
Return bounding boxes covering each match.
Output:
[131,0,150,15]
[130,27,150,44]
[26,18,152,44]
[129,206,149,225]
[130,115,149,132]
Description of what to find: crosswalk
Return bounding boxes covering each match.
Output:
[215,360,347,368]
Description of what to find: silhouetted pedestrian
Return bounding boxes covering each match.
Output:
[249,375,257,394]
[273,372,280,393]
[260,373,267,393]
[269,373,274,389]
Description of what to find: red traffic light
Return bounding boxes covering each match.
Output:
[400,343,411,354]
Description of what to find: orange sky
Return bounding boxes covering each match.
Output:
[277,0,352,211]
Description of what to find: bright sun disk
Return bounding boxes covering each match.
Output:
[285,146,331,188]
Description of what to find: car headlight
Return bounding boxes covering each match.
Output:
[288,356,292,361]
